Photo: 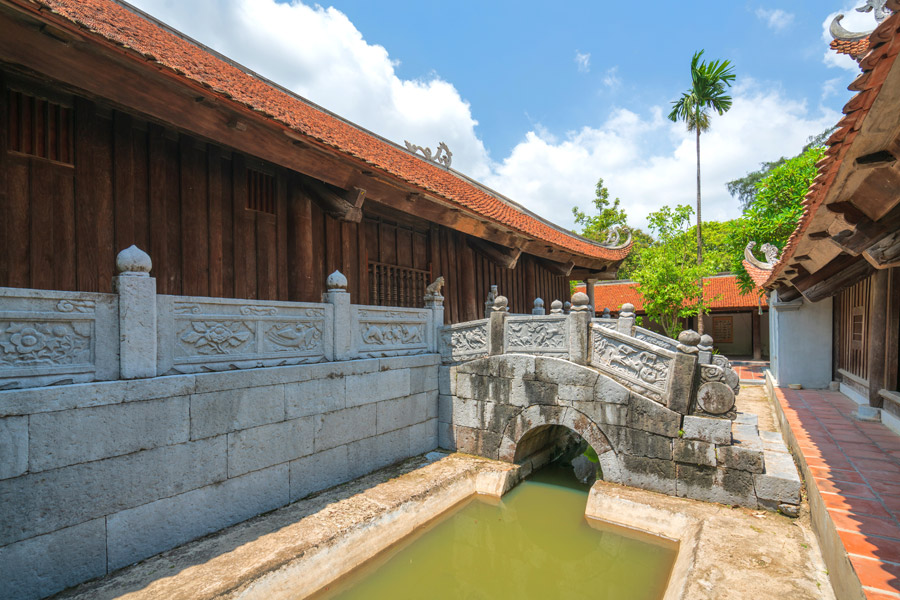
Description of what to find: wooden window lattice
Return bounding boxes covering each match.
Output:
[6,89,73,164]
[247,168,275,214]
[368,262,430,308]
[839,277,871,381]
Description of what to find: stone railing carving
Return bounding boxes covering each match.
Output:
[158,296,333,375]
[440,319,490,362]
[590,324,676,404]
[632,326,679,353]
[591,317,617,330]
[0,287,119,390]
[351,306,431,358]
[504,315,568,356]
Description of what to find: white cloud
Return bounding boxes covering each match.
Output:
[602,66,621,89]
[822,4,878,71]
[821,77,843,101]
[755,8,794,31]
[127,0,841,236]
[575,51,591,73]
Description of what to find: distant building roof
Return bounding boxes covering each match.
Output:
[29,0,630,263]
[587,275,766,313]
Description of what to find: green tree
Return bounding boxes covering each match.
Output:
[726,145,826,292]
[615,228,655,279]
[688,220,735,273]
[631,205,715,338]
[668,50,735,335]
[572,178,628,240]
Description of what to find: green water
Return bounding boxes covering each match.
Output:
[314,467,676,600]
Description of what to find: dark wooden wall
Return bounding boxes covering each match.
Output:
[0,73,570,323]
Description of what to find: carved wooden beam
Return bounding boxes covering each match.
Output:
[306,180,366,222]
[466,238,522,269]
[570,267,617,280]
[776,285,802,302]
[827,203,900,256]
[536,257,576,277]
[864,230,900,269]
[802,257,875,302]
[790,253,859,293]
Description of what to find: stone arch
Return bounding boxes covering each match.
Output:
[498,404,623,484]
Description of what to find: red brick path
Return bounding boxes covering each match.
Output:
[776,387,900,598]
[733,363,767,383]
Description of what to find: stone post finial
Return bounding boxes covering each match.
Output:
[485,284,499,318]
[550,300,564,315]
[326,270,348,291]
[116,245,152,277]
[570,291,591,313]
[532,298,545,315]
[619,303,635,318]
[602,307,611,318]
[492,295,509,314]
[616,302,635,336]
[563,301,572,314]
[677,329,701,354]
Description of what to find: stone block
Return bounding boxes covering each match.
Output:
[377,394,428,434]
[469,374,512,404]
[626,394,682,437]
[424,390,439,420]
[456,357,492,376]
[495,355,536,380]
[410,419,439,456]
[570,401,626,427]
[456,373,474,399]
[438,421,456,450]
[676,464,757,508]
[450,397,484,430]
[454,425,501,460]
[107,464,289,570]
[0,416,28,480]
[29,397,189,472]
[438,394,453,424]
[284,377,346,419]
[593,376,630,404]
[674,439,716,467]
[667,352,697,414]
[290,446,349,502]
[521,379,559,405]
[625,429,673,460]
[619,455,676,495]
[534,356,599,387]
[191,385,285,440]
[682,415,732,445]
[346,428,410,479]
[716,445,765,473]
[754,450,801,504]
[558,384,593,403]
[314,404,376,452]
[378,354,440,370]
[409,366,439,394]
[0,518,107,600]
[0,437,226,546]
[759,430,790,453]
[345,369,410,406]
[228,418,314,477]
[480,401,522,434]
[734,412,759,427]
[438,365,456,396]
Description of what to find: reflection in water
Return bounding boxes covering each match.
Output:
[314,465,676,600]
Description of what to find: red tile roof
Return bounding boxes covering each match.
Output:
[831,38,871,59]
[588,275,766,313]
[27,0,630,262]
[742,260,772,288]
[767,4,900,287]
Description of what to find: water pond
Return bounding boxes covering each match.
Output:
[314,466,676,599]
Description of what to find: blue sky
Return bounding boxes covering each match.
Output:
[129,0,876,231]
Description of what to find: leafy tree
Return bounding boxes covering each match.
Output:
[726,145,826,292]
[688,220,735,273]
[631,205,715,338]
[615,228,655,279]
[668,50,735,335]
[572,178,628,240]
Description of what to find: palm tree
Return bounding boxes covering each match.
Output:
[668,50,735,335]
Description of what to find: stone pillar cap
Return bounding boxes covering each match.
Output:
[326,270,348,291]
[116,245,152,277]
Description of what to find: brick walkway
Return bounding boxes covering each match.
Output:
[732,361,768,384]
[776,387,900,599]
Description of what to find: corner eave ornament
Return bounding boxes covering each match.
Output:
[597,226,633,250]
[404,140,452,168]
[831,0,893,42]
[744,241,780,270]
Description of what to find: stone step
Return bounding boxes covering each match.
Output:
[754,447,802,507]
[758,430,791,454]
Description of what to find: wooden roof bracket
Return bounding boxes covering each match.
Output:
[306,180,366,223]
[536,257,576,277]
[466,237,522,269]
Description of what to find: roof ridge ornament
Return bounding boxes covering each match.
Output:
[404,140,452,168]
[830,0,892,41]
[597,225,633,250]
[744,241,780,270]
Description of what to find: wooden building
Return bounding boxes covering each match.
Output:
[0,0,629,324]
[749,2,900,428]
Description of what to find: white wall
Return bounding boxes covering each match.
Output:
[769,291,833,389]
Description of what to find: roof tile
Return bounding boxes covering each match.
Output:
[590,275,765,313]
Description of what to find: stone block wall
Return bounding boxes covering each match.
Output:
[0,354,439,600]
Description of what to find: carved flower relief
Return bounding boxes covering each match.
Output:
[449,326,488,352]
[179,321,252,355]
[506,321,565,348]
[361,323,424,346]
[264,322,323,352]
[0,322,91,366]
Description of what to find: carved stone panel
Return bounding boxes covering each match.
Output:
[632,326,680,353]
[592,318,617,331]
[0,288,119,390]
[350,306,430,358]
[504,316,568,356]
[440,320,490,363]
[590,324,675,403]
[158,296,332,374]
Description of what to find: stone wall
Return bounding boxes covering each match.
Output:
[0,354,439,600]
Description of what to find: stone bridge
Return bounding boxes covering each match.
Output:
[439,293,800,512]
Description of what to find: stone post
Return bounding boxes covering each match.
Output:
[324,270,351,361]
[550,300,564,315]
[585,279,597,317]
[484,284,498,319]
[532,298,545,315]
[425,294,445,353]
[568,292,591,365]
[697,334,714,365]
[489,295,509,356]
[115,245,157,380]
[669,329,700,414]
[563,301,572,314]
[616,303,635,336]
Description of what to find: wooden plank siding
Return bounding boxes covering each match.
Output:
[1,77,574,324]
